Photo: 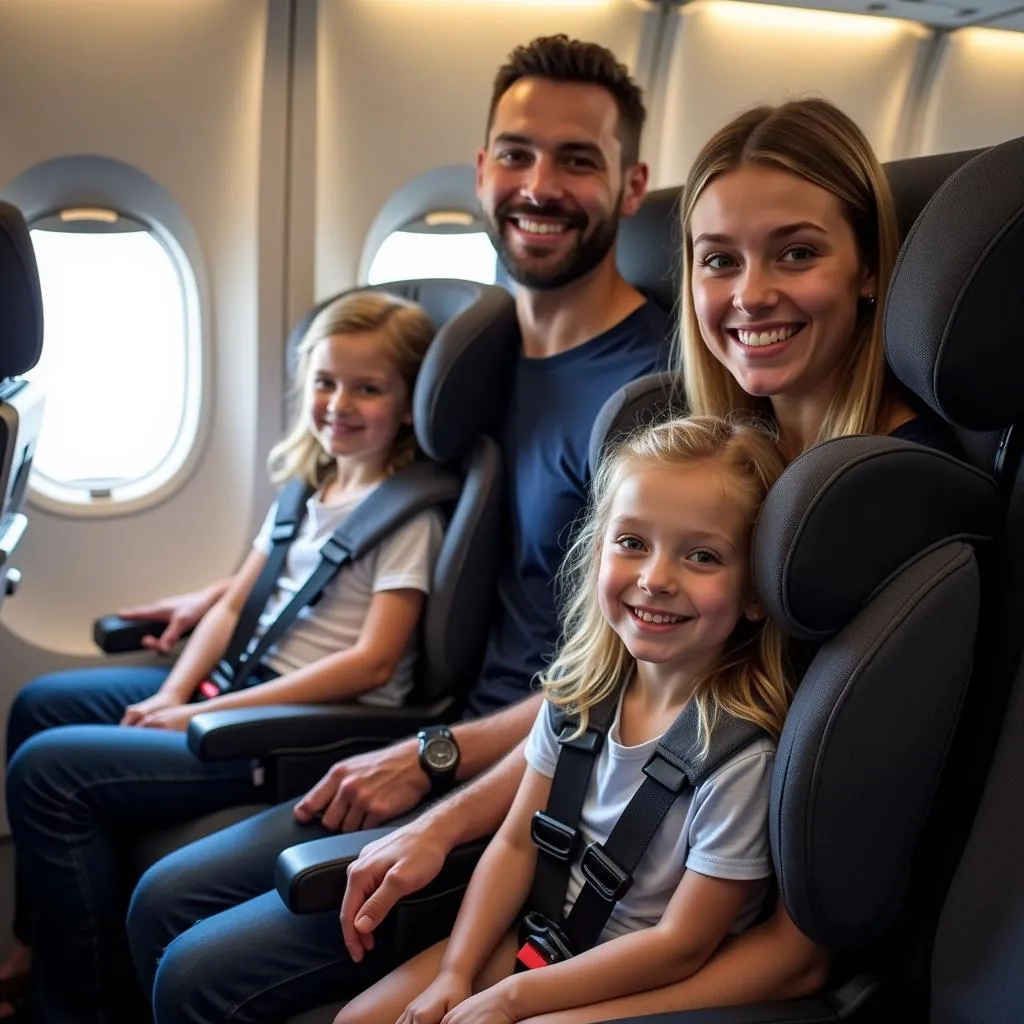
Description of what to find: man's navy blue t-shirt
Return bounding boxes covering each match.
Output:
[463,302,669,718]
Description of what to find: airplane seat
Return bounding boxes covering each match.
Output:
[878,134,1024,1023]
[616,187,682,315]
[125,278,518,874]
[0,200,44,611]
[274,143,1020,1024]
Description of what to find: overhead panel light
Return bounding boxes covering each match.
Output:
[698,0,921,36]
[424,210,476,228]
[59,208,119,225]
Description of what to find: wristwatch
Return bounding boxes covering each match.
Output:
[417,725,460,796]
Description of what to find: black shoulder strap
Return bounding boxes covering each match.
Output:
[214,461,461,693]
[527,690,619,923]
[562,702,767,954]
[219,478,313,672]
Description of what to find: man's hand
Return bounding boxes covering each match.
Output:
[293,739,430,834]
[340,812,457,962]
[118,586,222,655]
[120,690,186,727]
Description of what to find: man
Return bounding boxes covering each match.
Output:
[125,35,670,1023]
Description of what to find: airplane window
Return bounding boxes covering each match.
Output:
[25,212,199,507]
[367,227,497,285]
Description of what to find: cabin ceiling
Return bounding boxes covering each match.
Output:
[650,0,1024,29]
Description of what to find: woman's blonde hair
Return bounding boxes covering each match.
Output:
[268,290,436,488]
[543,416,790,754]
[680,98,901,447]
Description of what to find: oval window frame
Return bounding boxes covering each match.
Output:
[1,155,212,519]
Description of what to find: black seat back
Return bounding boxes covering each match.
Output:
[881,135,1024,1023]
[0,202,44,608]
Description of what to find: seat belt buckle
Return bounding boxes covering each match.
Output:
[514,913,573,972]
[195,680,221,701]
[580,842,633,903]
[530,811,577,861]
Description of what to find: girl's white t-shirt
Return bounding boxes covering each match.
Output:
[524,693,776,943]
[251,482,444,707]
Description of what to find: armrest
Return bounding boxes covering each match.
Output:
[93,614,168,654]
[187,698,456,760]
[276,829,488,914]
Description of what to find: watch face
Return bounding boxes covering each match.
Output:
[424,737,458,772]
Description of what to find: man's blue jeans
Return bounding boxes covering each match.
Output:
[5,667,267,1023]
[127,801,396,1024]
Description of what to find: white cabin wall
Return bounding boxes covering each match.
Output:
[0,2,280,654]
[917,28,1024,154]
[651,0,933,188]
[313,0,658,298]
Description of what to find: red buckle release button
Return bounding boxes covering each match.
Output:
[515,941,549,971]
[197,680,220,700]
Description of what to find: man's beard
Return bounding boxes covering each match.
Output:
[484,194,622,291]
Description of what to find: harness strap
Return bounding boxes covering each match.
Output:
[219,478,312,674]
[527,691,618,923]
[212,460,461,694]
[562,701,766,953]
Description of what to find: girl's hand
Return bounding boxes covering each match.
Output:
[121,690,185,726]
[397,970,472,1024]
[440,981,518,1024]
[137,703,202,732]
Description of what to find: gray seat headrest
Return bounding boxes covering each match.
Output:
[885,135,1024,431]
[0,202,44,380]
[587,371,684,474]
[755,435,1000,640]
[616,189,681,314]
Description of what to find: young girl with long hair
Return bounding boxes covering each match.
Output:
[4,289,445,1023]
[337,415,789,1024]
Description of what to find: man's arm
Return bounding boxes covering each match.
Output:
[340,740,528,961]
[293,692,542,832]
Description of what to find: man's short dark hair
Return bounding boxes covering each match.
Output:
[486,35,646,167]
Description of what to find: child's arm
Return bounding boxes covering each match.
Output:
[183,585,425,709]
[494,869,758,1021]
[121,549,269,724]
[398,764,552,1023]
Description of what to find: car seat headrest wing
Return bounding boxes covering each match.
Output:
[754,435,1000,641]
[411,282,519,462]
[587,371,684,474]
[0,202,44,379]
[885,134,1024,431]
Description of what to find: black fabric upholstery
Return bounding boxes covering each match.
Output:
[885,135,1024,431]
[616,188,681,314]
[285,280,519,462]
[773,542,980,946]
[587,370,683,473]
[0,202,43,379]
[753,435,999,641]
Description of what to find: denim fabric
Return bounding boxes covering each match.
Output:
[5,666,173,944]
[6,697,263,1023]
[128,801,387,1024]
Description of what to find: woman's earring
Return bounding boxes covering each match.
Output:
[864,294,877,308]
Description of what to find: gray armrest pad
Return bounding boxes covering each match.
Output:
[276,830,488,915]
[187,699,455,760]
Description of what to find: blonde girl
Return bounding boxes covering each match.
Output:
[5,290,444,1024]
[338,415,790,1024]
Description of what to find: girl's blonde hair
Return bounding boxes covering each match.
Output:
[268,290,436,488]
[680,98,901,447]
[543,416,790,754]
